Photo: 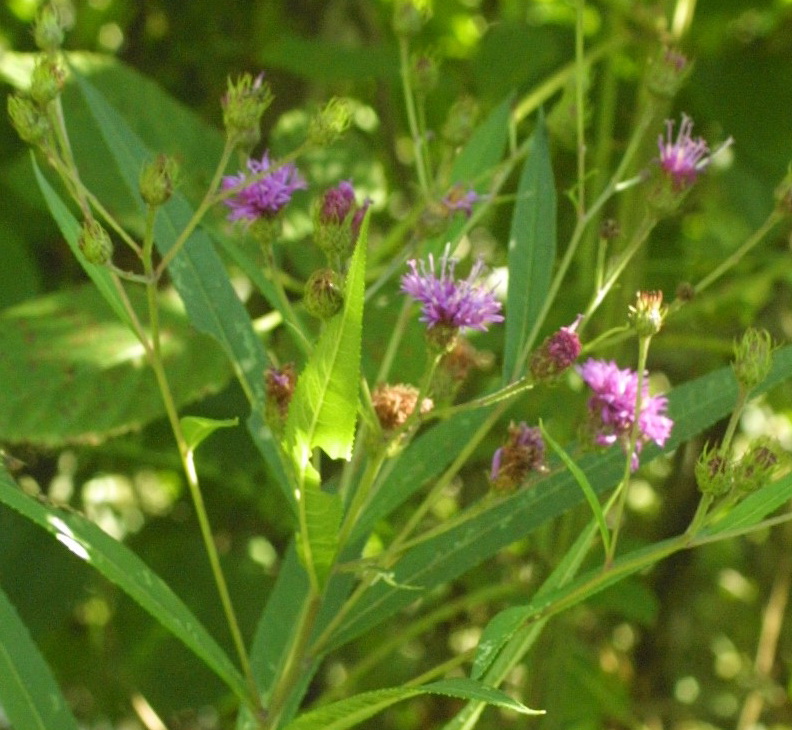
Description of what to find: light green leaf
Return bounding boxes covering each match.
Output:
[704,470,792,535]
[285,217,367,588]
[0,470,248,702]
[503,111,556,383]
[181,416,239,452]
[282,678,542,730]
[0,585,80,730]
[0,284,231,447]
[32,158,135,333]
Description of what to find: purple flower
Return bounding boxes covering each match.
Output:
[578,358,673,470]
[401,247,504,333]
[490,422,547,492]
[658,114,732,190]
[530,315,583,381]
[319,180,356,224]
[222,151,307,222]
[442,184,480,218]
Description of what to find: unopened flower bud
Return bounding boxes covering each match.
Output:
[695,444,733,497]
[34,4,66,52]
[307,97,352,147]
[646,47,691,100]
[313,180,369,257]
[442,96,480,146]
[529,316,583,381]
[490,422,548,492]
[78,219,113,265]
[675,281,695,303]
[734,437,783,495]
[733,327,774,392]
[8,94,50,145]
[222,73,273,148]
[411,52,439,94]
[30,57,65,105]
[629,290,666,338]
[265,363,296,435]
[139,154,179,207]
[392,0,431,37]
[304,269,343,319]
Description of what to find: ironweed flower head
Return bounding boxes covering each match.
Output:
[314,180,371,256]
[221,151,306,223]
[657,114,732,191]
[490,422,548,492]
[578,358,673,471]
[530,315,583,382]
[371,383,433,432]
[442,184,480,218]
[401,247,503,344]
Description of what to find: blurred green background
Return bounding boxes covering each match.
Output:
[2,1,792,728]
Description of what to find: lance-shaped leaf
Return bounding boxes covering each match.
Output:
[285,216,368,588]
[503,111,556,383]
[281,677,542,730]
[0,585,80,730]
[0,470,249,702]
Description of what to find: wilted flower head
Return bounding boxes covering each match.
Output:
[265,363,297,435]
[401,247,503,338]
[657,114,732,190]
[490,422,548,492]
[578,358,673,471]
[221,151,306,223]
[371,383,433,432]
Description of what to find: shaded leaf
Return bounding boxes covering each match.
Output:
[0,585,80,730]
[0,285,230,446]
[0,470,248,702]
[181,416,239,452]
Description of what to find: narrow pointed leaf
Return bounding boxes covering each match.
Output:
[181,416,239,452]
[32,158,134,333]
[0,585,80,730]
[0,470,248,702]
[503,111,556,382]
[282,678,541,730]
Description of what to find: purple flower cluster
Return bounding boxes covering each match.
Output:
[658,114,732,190]
[401,248,503,333]
[578,358,673,470]
[222,151,307,222]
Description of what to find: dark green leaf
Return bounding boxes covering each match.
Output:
[0,470,248,702]
[502,111,556,382]
[0,585,80,730]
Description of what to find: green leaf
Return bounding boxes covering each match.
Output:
[0,585,80,730]
[540,421,610,553]
[32,158,135,333]
[285,216,367,588]
[0,284,231,446]
[181,416,239,452]
[705,470,792,535]
[502,111,556,382]
[0,470,249,702]
[281,678,542,730]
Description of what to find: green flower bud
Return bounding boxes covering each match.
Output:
[411,51,439,94]
[78,220,113,265]
[733,438,783,495]
[442,96,479,146]
[249,216,283,248]
[307,97,352,147]
[733,328,774,392]
[34,4,66,52]
[30,57,65,105]
[222,73,273,148]
[392,0,432,37]
[139,154,179,207]
[629,290,667,338]
[646,47,691,100]
[7,94,50,145]
[694,444,733,497]
[304,269,343,319]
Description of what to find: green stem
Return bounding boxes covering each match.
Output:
[399,37,431,197]
[605,334,652,567]
[574,0,587,219]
